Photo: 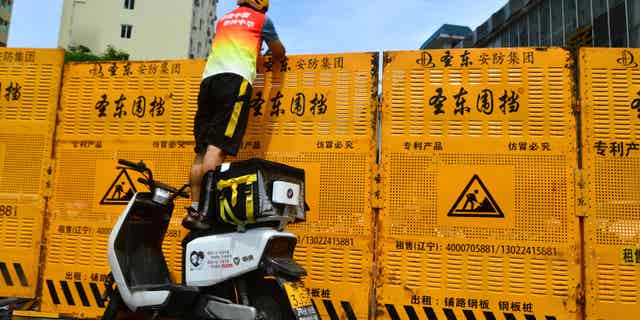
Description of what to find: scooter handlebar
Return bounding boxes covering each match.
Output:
[118,159,147,172]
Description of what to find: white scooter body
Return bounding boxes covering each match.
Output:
[185,229,296,287]
[107,193,296,312]
[108,193,170,312]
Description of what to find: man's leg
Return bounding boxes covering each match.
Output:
[183,145,227,230]
[202,145,226,173]
[189,154,204,209]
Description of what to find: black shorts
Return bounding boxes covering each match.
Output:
[194,73,253,156]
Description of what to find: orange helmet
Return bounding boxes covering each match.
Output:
[237,0,269,12]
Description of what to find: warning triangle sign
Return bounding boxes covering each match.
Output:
[448,175,504,218]
[100,169,138,205]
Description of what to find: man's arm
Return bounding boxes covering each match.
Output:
[268,40,286,84]
[261,17,286,84]
[268,39,286,63]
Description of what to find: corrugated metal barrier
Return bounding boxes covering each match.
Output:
[40,53,378,319]
[377,48,581,320]
[0,48,64,299]
[580,48,640,320]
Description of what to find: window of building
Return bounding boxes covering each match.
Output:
[121,24,133,39]
[508,23,519,46]
[500,32,509,48]
[577,0,592,28]
[527,7,540,47]
[540,0,551,46]
[518,17,529,46]
[200,19,203,31]
[609,0,627,47]
[564,0,578,39]
[197,42,202,55]
[0,18,8,33]
[194,0,200,7]
[550,0,563,45]
[592,0,609,46]
[124,0,135,10]
[630,0,640,47]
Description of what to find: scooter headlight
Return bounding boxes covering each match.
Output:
[152,187,171,205]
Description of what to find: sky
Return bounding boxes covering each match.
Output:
[8,0,505,54]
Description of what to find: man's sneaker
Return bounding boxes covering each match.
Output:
[182,207,212,230]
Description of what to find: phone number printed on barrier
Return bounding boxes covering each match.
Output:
[302,236,354,247]
[0,205,17,217]
[94,226,183,238]
[446,243,560,257]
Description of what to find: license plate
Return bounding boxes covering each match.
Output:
[283,281,319,320]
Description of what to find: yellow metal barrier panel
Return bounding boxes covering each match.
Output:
[42,53,377,319]
[253,53,378,320]
[580,48,640,320]
[0,48,64,299]
[378,48,580,320]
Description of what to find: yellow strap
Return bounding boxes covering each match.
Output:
[245,188,255,223]
[219,197,243,225]
[224,79,249,138]
[219,197,233,224]
[217,174,258,225]
[217,174,258,190]
[231,183,238,207]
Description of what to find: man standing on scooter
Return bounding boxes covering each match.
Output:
[183,0,286,230]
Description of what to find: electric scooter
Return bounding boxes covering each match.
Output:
[102,159,318,320]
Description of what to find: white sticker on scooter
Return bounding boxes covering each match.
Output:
[185,229,296,287]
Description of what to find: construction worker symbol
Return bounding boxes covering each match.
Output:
[100,168,138,205]
[448,175,504,218]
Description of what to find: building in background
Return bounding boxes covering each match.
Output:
[420,24,472,50]
[0,0,12,47]
[425,0,639,50]
[58,0,217,60]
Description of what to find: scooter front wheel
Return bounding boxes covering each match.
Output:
[102,291,122,320]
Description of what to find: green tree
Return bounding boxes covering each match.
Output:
[65,45,130,63]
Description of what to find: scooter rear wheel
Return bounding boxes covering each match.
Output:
[250,280,295,320]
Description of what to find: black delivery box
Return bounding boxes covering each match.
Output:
[209,158,307,227]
